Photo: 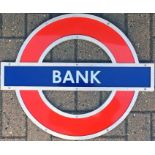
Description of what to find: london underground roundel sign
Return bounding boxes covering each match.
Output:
[1,14,154,140]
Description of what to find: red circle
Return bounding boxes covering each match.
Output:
[18,16,136,136]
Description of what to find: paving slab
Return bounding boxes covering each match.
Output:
[152,38,155,61]
[44,91,75,112]
[27,14,51,61]
[132,92,155,112]
[127,14,150,61]
[0,138,25,141]
[2,14,25,37]
[76,91,112,113]
[2,91,26,137]
[152,14,155,37]
[101,13,126,32]
[51,40,75,62]
[77,40,110,62]
[104,122,126,137]
[27,119,51,141]
[152,113,155,137]
[0,39,23,61]
[27,13,49,35]
[0,14,2,36]
[76,91,100,112]
[49,13,65,18]
[128,113,150,140]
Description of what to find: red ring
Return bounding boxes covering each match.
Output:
[18,16,136,136]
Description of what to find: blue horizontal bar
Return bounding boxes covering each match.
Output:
[4,65,151,88]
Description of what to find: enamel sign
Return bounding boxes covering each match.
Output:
[0,14,154,140]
